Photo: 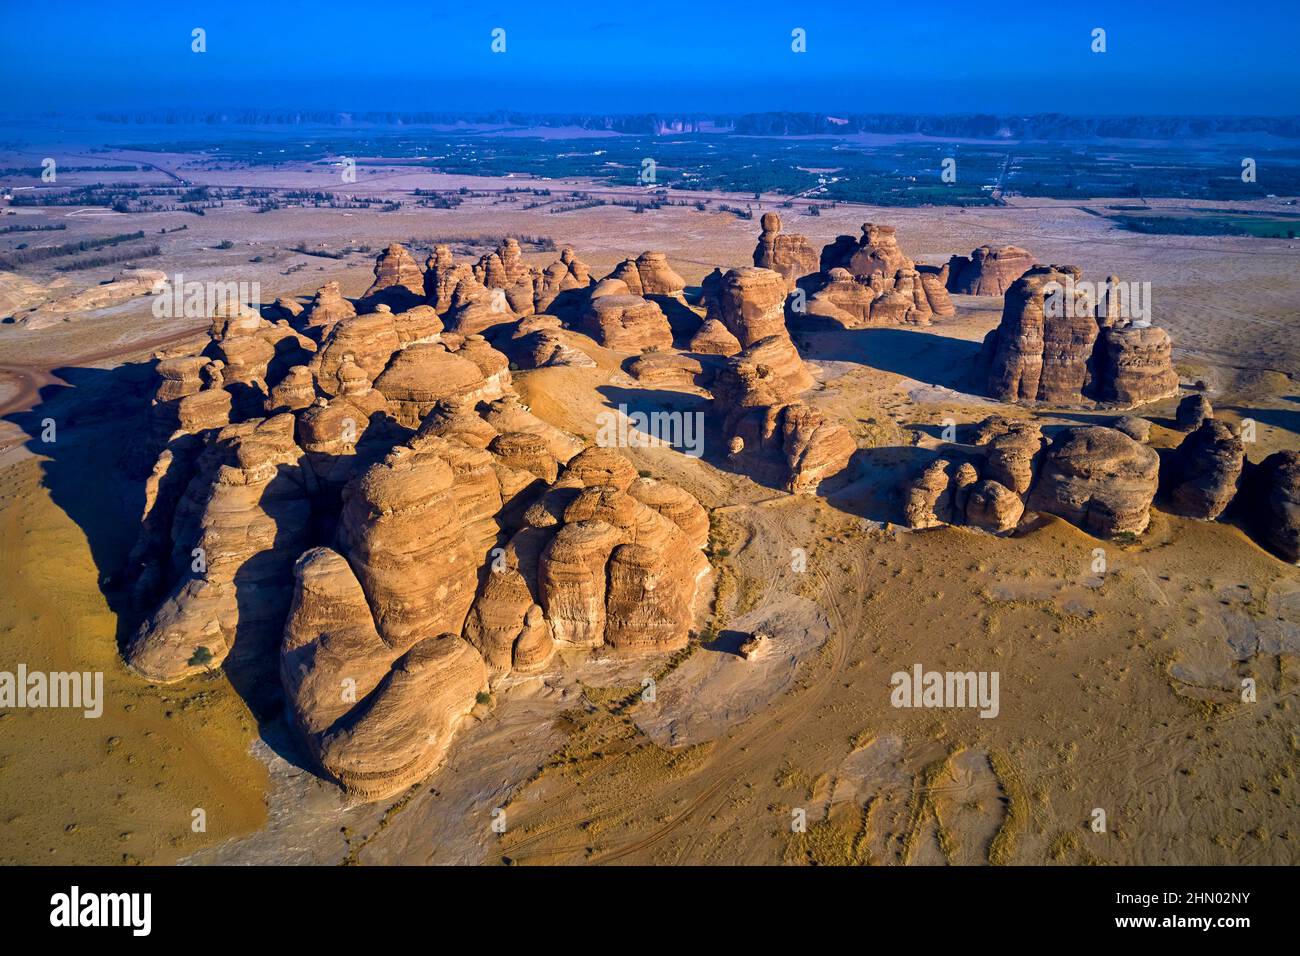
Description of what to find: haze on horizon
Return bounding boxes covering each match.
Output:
[2,0,1298,119]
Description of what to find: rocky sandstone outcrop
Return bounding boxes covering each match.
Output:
[1176,394,1213,432]
[964,479,1025,533]
[304,281,357,338]
[905,421,1159,538]
[753,213,818,291]
[363,243,426,303]
[808,224,953,324]
[127,414,311,682]
[716,267,790,347]
[710,339,853,494]
[281,547,487,801]
[1027,426,1160,537]
[971,416,1045,495]
[1245,452,1300,563]
[578,294,673,352]
[946,245,1036,296]
[1162,419,1244,520]
[607,252,686,299]
[534,247,593,315]
[464,450,710,673]
[125,253,717,802]
[979,266,1178,408]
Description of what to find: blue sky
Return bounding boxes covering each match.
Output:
[3,0,1297,115]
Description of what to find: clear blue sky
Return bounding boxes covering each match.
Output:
[3,0,1297,115]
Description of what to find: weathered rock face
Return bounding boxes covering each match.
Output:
[336,438,494,647]
[1245,451,1300,563]
[424,245,474,313]
[1096,325,1179,406]
[363,243,426,301]
[633,252,687,298]
[625,352,709,390]
[534,247,593,315]
[266,365,317,414]
[473,238,536,315]
[372,343,509,427]
[127,414,312,682]
[1113,416,1151,443]
[753,213,818,291]
[946,245,1036,296]
[972,416,1045,495]
[123,237,720,804]
[805,268,877,327]
[1028,426,1159,537]
[479,396,586,464]
[986,267,1096,403]
[281,547,487,802]
[1163,419,1244,520]
[442,270,517,336]
[1176,393,1212,432]
[820,223,912,279]
[578,294,673,352]
[312,309,402,398]
[808,227,953,326]
[711,340,852,494]
[904,459,954,529]
[736,335,814,396]
[392,304,443,347]
[964,479,1024,533]
[980,265,1177,408]
[303,281,357,339]
[716,267,790,347]
[464,450,710,673]
[606,252,687,299]
[688,317,742,355]
[506,319,598,369]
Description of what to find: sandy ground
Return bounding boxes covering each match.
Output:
[0,155,1296,865]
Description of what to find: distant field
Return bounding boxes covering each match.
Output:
[72,128,1300,207]
[1111,210,1300,238]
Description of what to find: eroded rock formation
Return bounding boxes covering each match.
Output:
[124,266,715,801]
[753,213,818,291]
[946,245,1036,296]
[979,266,1178,408]
[1027,426,1160,537]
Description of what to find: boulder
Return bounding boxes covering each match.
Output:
[964,479,1024,533]
[1244,451,1300,563]
[578,294,673,352]
[1163,419,1244,520]
[904,459,954,529]
[1176,394,1213,432]
[1027,426,1160,537]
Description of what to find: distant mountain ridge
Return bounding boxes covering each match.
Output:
[59,110,1300,140]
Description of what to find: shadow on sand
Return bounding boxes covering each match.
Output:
[3,363,313,769]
